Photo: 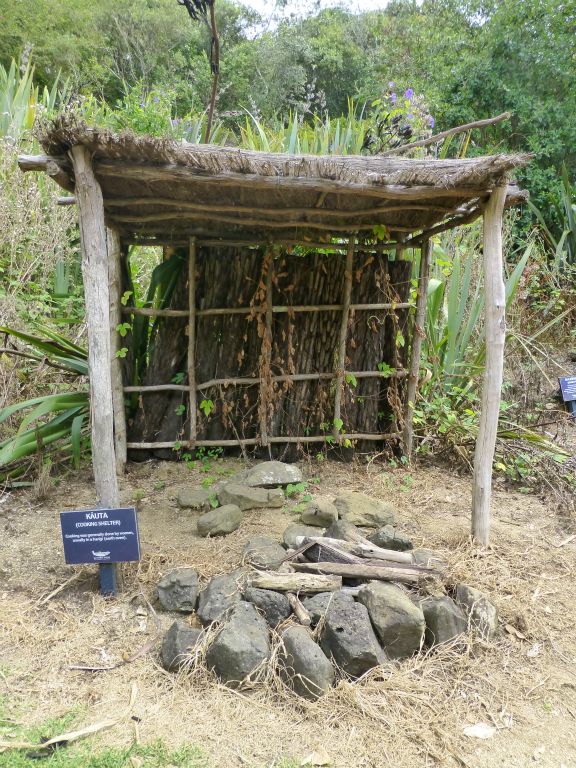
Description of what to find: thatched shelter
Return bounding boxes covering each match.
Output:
[19,116,529,561]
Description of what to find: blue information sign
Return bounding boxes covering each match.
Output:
[60,507,140,565]
[559,376,576,403]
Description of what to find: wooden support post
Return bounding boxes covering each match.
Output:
[71,145,119,595]
[472,185,507,546]
[107,228,127,474]
[333,237,355,441]
[188,237,198,448]
[402,238,432,458]
[258,248,274,451]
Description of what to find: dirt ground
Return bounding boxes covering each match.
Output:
[1,457,575,767]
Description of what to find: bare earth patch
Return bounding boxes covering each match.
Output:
[0,458,575,767]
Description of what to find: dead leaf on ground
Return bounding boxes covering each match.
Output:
[300,747,332,766]
[462,723,496,739]
[504,624,526,640]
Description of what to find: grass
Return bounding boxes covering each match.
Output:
[0,708,208,768]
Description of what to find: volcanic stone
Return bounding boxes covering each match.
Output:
[177,488,211,512]
[160,620,203,671]
[196,570,246,625]
[244,587,291,627]
[320,600,386,677]
[244,461,303,487]
[333,491,396,528]
[324,519,364,543]
[422,596,468,646]
[283,523,321,549]
[218,483,284,511]
[280,625,335,699]
[302,591,355,627]
[242,536,286,570]
[301,499,338,527]
[455,584,498,640]
[368,525,413,552]
[357,582,424,659]
[157,568,199,612]
[196,504,242,537]
[206,601,271,686]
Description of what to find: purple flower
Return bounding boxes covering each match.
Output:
[153,96,159,103]
[390,92,397,104]
[428,116,435,128]
[388,81,394,88]
[404,88,414,101]
[407,113,414,120]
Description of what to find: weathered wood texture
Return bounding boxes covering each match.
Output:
[188,238,197,446]
[106,228,127,474]
[247,572,342,593]
[402,238,432,458]
[472,185,507,545]
[291,560,436,584]
[71,146,119,508]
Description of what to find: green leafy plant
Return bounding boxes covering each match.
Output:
[0,325,89,483]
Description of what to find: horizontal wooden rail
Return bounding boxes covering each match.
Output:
[121,302,412,319]
[123,369,408,393]
[121,237,405,251]
[127,432,402,449]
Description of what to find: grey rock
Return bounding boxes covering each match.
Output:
[283,523,321,549]
[242,536,286,570]
[333,492,396,528]
[197,504,242,537]
[455,584,498,640]
[324,519,364,542]
[160,620,203,671]
[157,568,199,612]
[218,483,284,511]
[320,600,386,678]
[177,488,211,512]
[412,549,448,569]
[244,587,291,627]
[206,601,271,686]
[280,625,335,699]
[422,596,468,647]
[357,582,424,659]
[302,591,355,627]
[368,525,413,552]
[197,570,246,625]
[244,461,303,487]
[301,499,338,527]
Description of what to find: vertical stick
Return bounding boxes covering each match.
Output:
[259,248,274,451]
[472,185,507,546]
[107,228,127,474]
[402,238,432,458]
[71,145,119,595]
[188,237,197,448]
[333,237,355,442]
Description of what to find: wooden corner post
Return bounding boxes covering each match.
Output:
[403,237,432,458]
[472,185,507,546]
[71,145,120,594]
[107,228,127,474]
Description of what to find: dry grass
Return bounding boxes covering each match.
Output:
[0,459,575,767]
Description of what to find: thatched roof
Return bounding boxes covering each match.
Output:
[29,117,530,245]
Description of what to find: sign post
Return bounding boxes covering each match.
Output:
[559,376,576,418]
[60,507,140,596]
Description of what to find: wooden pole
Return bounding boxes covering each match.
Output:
[259,248,274,451]
[402,238,432,458]
[472,185,507,546]
[107,228,127,474]
[70,145,119,595]
[188,237,198,448]
[333,237,355,441]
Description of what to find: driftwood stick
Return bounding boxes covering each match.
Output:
[188,237,197,447]
[296,536,415,565]
[291,560,436,585]
[403,237,432,459]
[57,196,76,205]
[121,301,412,318]
[333,238,355,441]
[381,112,511,157]
[302,540,362,565]
[126,432,402,449]
[247,572,342,593]
[472,185,507,546]
[287,593,312,626]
